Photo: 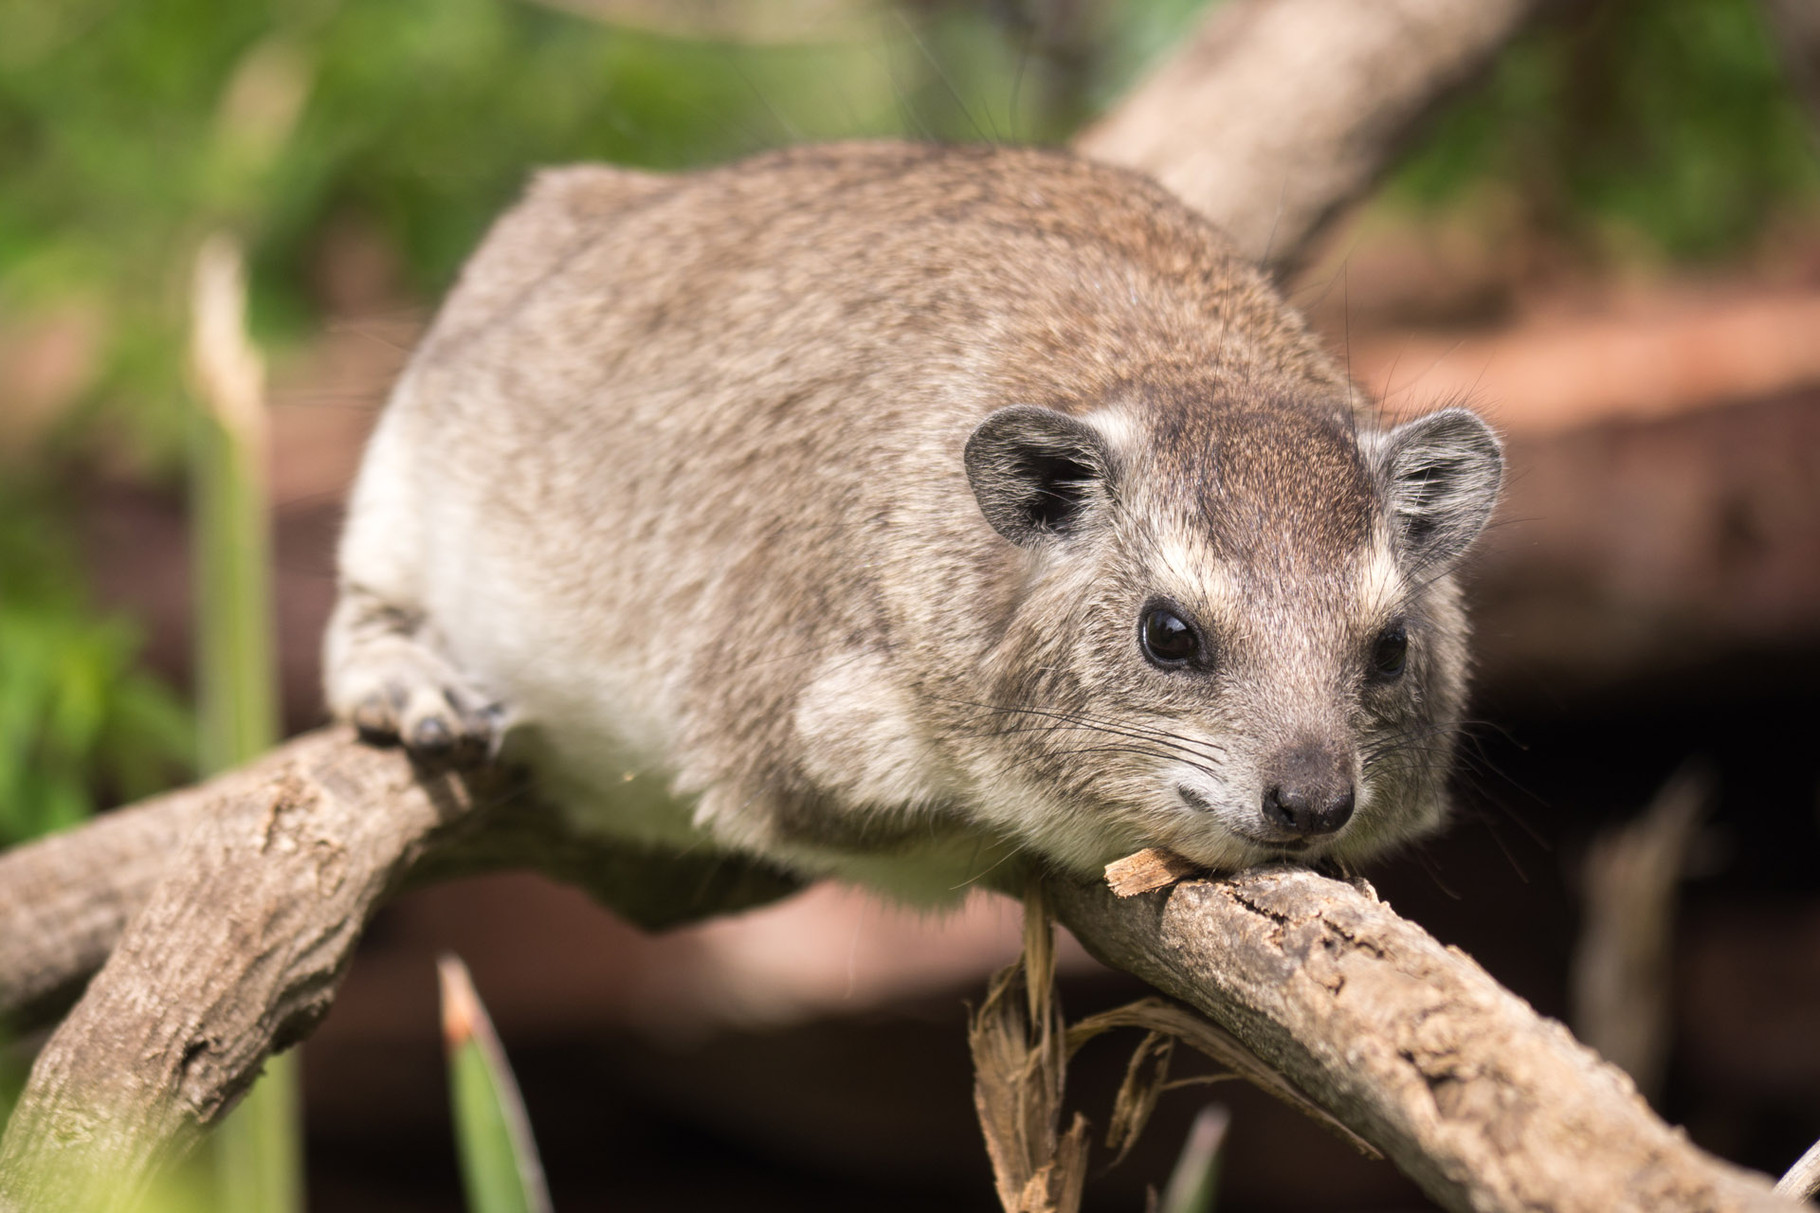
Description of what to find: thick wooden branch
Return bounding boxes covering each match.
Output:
[1050,870,1799,1213]
[0,733,796,1032]
[0,732,1805,1211]
[0,734,478,1210]
[0,777,210,1026]
[1072,0,1545,270]
[0,731,798,1212]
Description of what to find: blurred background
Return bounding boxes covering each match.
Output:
[3,0,1820,1208]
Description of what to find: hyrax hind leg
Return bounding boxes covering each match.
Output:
[323,586,504,761]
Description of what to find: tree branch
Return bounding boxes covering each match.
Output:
[0,734,450,1208]
[1073,0,1546,271]
[0,731,797,1211]
[0,776,209,1027]
[1050,870,1797,1213]
[0,732,1803,1211]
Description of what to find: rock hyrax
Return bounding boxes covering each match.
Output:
[325,143,1503,902]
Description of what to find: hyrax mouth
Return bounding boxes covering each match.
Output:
[1176,783,1332,856]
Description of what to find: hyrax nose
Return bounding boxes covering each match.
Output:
[1262,745,1355,836]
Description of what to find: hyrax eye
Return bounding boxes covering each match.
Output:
[1370,624,1409,680]
[1140,605,1200,667]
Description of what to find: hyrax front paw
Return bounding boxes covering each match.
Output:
[344,646,502,761]
[325,598,504,764]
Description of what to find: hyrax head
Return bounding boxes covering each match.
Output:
[961,394,1502,873]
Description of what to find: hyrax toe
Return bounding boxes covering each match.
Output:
[401,681,500,765]
[402,694,456,755]
[349,689,402,743]
[328,629,503,766]
[397,684,499,764]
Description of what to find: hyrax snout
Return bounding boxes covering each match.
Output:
[325,142,1502,902]
[1260,740,1356,838]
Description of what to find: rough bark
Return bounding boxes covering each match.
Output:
[1049,869,1799,1213]
[1073,0,1546,271]
[0,733,466,1211]
[0,731,797,1212]
[0,777,210,1026]
[0,732,1805,1211]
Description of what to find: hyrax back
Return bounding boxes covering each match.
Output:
[327,143,1502,901]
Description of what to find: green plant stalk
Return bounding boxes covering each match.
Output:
[448,1030,541,1213]
[1160,1104,1229,1213]
[211,1050,302,1213]
[191,412,279,775]
[190,340,300,1211]
[441,956,552,1213]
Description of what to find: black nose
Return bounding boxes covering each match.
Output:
[1262,783,1355,835]
[1261,744,1355,836]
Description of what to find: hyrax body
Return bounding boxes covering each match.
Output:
[326,143,1502,902]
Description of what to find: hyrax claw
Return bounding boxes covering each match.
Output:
[323,590,502,766]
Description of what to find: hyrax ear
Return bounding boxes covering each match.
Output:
[964,405,1115,547]
[1367,407,1503,571]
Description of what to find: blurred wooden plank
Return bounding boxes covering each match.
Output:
[1351,290,1820,436]
[1469,388,1820,705]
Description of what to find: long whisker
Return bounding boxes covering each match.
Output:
[926,691,1228,753]
[947,716,1225,759]
[940,726,1215,776]
[930,695,1229,767]
[949,698,1226,754]
[1030,744,1221,775]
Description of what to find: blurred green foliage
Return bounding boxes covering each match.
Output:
[1,0,1186,472]
[3,0,1798,476]
[1,0,1811,474]
[0,483,190,846]
[1394,0,1820,258]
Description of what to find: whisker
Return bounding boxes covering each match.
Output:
[927,695,1229,768]
[939,726,1210,775]
[1407,842,1462,900]
[1032,744,1218,774]
[946,715,1225,759]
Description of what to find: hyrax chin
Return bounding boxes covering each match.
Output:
[324,142,1503,904]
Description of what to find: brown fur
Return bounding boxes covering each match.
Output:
[325,143,1501,901]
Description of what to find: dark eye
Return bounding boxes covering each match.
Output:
[1140,606,1200,667]
[1370,624,1408,680]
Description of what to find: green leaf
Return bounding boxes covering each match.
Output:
[0,487,192,846]
[440,955,551,1213]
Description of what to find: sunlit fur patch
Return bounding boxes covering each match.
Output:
[1082,402,1143,459]
[1351,541,1406,626]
